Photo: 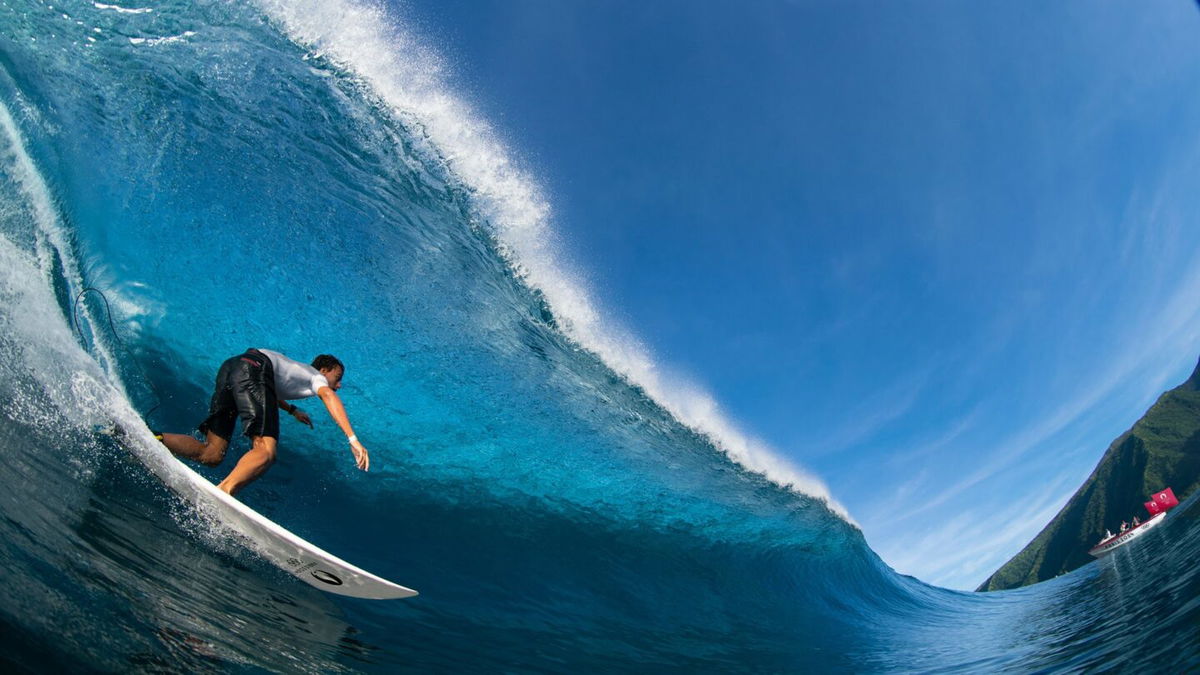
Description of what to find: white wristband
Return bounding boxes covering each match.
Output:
[348,435,358,444]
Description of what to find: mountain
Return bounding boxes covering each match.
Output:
[977,355,1200,592]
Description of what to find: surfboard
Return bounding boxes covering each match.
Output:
[115,427,418,600]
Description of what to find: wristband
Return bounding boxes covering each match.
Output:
[348,435,358,444]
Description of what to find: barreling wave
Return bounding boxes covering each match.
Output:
[250,0,849,521]
[1,0,1199,671]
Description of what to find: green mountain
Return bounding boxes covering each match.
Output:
[976,356,1200,592]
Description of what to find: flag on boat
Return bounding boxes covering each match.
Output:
[1144,487,1179,516]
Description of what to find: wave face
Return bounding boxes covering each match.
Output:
[0,1,1198,670]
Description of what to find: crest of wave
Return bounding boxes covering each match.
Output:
[251,0,853,523]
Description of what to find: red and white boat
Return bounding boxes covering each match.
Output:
[1088,487,1179,558]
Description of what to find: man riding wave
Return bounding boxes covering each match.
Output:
[159,349,369,496]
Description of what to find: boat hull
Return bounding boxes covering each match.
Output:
[1088,512,1167,557]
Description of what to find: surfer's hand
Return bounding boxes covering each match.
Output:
[292,408,313,428]
[350,438,370,471]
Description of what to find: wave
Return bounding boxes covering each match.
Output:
[250,0,848,521]
[1,1,1198,670]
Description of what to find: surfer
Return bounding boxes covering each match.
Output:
[158,349,369,496]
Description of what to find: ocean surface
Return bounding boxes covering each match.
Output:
[1,1,1198,671]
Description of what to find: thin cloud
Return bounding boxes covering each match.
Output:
[876,471,1079,589]
[903,234,1200,523]
[810,365,934,458]
[883,408,981,469]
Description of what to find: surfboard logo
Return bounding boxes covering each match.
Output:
[311,569,344,586]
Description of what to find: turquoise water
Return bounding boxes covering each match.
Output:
[1,1,1199,670]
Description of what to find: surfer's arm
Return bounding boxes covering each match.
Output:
[317,386,370,471]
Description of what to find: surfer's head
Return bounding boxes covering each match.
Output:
[312,354,345,391]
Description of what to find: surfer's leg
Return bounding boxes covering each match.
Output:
[173,354,239,465]
[211,350,278,496]
[160,431,229,466]
[216,435,277,496]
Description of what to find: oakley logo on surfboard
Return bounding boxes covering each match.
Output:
[312,570,344,586]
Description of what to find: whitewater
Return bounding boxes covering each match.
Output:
[0,0,1198,671]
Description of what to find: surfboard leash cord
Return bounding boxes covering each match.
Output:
[71,286,161,417]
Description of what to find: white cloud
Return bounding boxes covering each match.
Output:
[872,469,1080,589]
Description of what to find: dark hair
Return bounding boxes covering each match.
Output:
[312,354,344,372]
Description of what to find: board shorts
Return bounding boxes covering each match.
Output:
[199,348,280,441]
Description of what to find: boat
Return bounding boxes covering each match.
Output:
[1088,487,1179,558]
[1088,512,1166,557]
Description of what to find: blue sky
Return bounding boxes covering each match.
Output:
[393,0,1200,589]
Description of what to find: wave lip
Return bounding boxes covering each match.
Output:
[250,0,850,522]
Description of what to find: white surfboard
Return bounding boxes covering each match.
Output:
[124,428,417,600]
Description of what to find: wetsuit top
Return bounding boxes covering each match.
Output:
[257,349,331,400]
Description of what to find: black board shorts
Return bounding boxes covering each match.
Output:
[199,349,280,441]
